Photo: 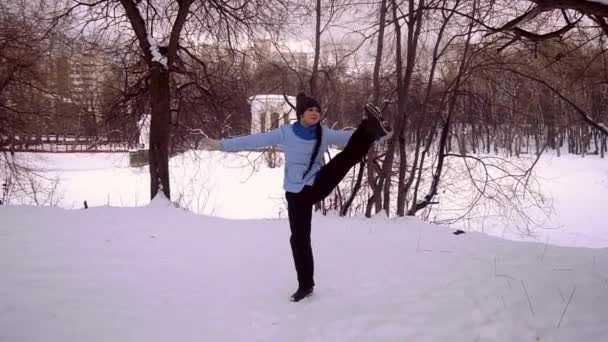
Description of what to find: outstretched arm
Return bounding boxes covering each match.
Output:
[220,126,285,152]
[324,127,354,148]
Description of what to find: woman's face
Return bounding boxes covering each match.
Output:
[300,107,321,126]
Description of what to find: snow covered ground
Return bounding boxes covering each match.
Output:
[1,196,607,341]
[1,151,608,340]
[9,150,608,248]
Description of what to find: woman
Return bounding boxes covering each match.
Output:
[202,93,392,302]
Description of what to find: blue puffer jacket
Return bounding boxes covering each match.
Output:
[221,124,353,193]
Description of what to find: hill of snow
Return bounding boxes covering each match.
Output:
[1,198,607,341]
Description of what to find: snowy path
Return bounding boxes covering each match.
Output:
[1,202,607,341]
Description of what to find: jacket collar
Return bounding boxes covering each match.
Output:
[292,121,318,140]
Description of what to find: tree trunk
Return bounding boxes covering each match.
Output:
[374,0,423,216]
[310,0,322,97]
[149,66,172,199]
[364,0,388,217]
[341,161,365,216]
[372,0,388,106]
[119,0,193,200]
[310,0,323,212]
[390,0,405,216]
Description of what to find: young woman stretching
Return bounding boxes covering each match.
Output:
[202,93,392,302]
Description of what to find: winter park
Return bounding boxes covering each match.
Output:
[2,0,608,341]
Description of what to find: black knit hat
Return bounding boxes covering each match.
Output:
[296,92,321,118]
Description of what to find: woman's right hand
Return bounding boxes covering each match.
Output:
[201,138,222,151]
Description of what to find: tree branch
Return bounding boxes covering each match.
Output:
[500,67,608,136]
[490,4,548,34]
[118,0,154,66]
[168,0,194,66]
[528,0,608,18]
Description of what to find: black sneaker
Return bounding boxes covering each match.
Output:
[363,103,393,141]
[290,287,313,302]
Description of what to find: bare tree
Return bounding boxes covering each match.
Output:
[365,0,427,217]
[408,0,478,216]
[52,0,286,200]
[487,0,608,136]
[0,1,68,206]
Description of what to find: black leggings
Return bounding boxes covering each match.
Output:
[285,121,376,289]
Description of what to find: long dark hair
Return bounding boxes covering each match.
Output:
[302,124,323,179]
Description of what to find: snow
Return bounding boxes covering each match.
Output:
[430,152,608,248]
[530,155,608,247]
[12,151,287,218]
[10,150,608,248]
[147,34,168,68]
[1,199,607,341]
[2,151,608,340]
[133,0,168,69]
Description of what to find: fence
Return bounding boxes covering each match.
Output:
[0,135,133,153]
